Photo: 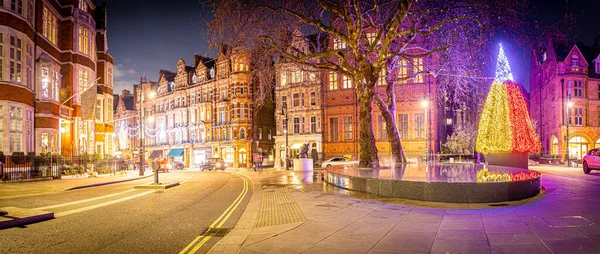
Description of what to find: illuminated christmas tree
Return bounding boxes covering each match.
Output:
[476,44,540,163]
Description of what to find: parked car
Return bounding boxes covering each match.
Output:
[167,161,184,170]
[583,148,600,174]
[200,158,227,171]
[321,157,358,169]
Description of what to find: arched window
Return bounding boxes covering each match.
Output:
[572,55,579,67]
[551,137,558,156]
[240,128,246,139]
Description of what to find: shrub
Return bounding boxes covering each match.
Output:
[11,152,26,164]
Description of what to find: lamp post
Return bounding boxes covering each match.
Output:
[138,85,156,176]
[421,99,429,162]
[566,101,573,167]
[281,108,289,170]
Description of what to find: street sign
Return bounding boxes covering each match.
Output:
[150,160,159,171]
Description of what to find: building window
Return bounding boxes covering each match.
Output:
[41,67,49,99]
[598,84,600,99]
[329,72,338,90]
[240,128,246,139]
[575,108,583,126]
[310,92,316,106]
[78,27,89,55]
[282,96,287,109]
[43,7,58,45]
[329,118,338,141]
[572,55,579,67]
[9,106,23,153]
[310,116,316,133]
[574,80,583,97]
[414,113,424,139]
[293,70,302,83]
[0,33,3,80]
[9,36,22,83]
[95,99,102,121]
[398,59,408,84]
[41,133,49,153]
[293,117,300,134]
[596,62,600,74]
[398,114,408,139]
[280,71,287,86]
[377,115,387,140]
[377,69,386,86]
[10,0,23,14]
[292,93,300,107]
[333,37,346,50]
[79,0,88,11]
[282,119,287,134]
[343,117,352,141]
[366,32,376,45]
[78,70,88,102]
[343,75,352,89]
[413,58,423,83]
[257,127,262,140]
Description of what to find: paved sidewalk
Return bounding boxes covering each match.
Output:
[210,169,600,254]
[0,170,153,199]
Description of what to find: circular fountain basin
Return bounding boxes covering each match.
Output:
[324,163,542,203]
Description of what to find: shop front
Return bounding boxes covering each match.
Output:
[193,147,212,168]
[167,148,185,163]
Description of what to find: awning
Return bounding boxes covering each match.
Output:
[167,148,185,157]
[149,150,163,159]
[290,143,303,149]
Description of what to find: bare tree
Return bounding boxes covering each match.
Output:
[204,0,569,167]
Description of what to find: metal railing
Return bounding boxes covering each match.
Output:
[0,156,125,182]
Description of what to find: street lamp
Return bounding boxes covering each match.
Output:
[138,86,156,177]
[281,107,289,171]
[421,99,429,162]
[566,101,573,167]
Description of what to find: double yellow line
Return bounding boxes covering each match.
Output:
[180,173,252,254]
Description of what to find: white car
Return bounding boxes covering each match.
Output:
[321,157,358,169]
[583,148,600,174]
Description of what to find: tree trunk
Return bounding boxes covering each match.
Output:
[358,96,379,168]
[380,108,407,164]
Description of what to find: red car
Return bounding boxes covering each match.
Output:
[583,148,600,174]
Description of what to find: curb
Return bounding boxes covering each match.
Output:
[65,174,153,191]
[0,207,54,230]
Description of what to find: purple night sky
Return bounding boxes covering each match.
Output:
[100,0,599,95]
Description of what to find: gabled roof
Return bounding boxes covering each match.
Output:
[158,69,176,82]
[576,41,600,79]
[122,95,135,110]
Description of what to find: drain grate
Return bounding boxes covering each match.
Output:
[203,227,232,237]
[255,187,306,228]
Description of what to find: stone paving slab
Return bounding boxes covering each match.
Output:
[208,167,600,254]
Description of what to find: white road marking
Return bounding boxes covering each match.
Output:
[55,190,154,217]
[35,189,138,210]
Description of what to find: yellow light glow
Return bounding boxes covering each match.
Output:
[475,82,512,154]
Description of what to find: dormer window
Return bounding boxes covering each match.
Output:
[333,37,346,50]
[79,0,88,12]
[572,55,579,67]
[192,73,197,83]
[596,61,600,74]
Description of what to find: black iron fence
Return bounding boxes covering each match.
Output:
[0,156,125,182]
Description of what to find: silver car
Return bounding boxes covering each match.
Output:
[321,157,358,169]
[583,148,600,174]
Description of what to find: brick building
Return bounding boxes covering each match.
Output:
[137,46,275,168]
[0,0,114,157]
[113,89,136,160]
[530,37,600,161]
[274,35,323,168]
[322,37,440,165]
